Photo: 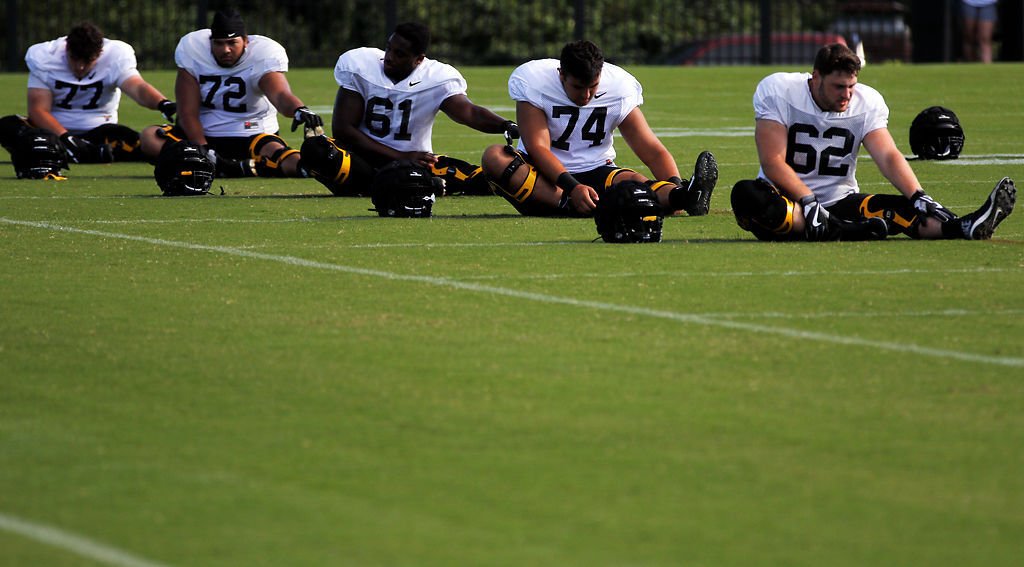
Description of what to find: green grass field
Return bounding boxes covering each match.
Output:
[2,62,1023,567]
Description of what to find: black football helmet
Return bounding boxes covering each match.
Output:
[594,180,664,243]
[11,128,68,180]
[154,141,215,196]
[371,160,443,217]
[909,106,964,160]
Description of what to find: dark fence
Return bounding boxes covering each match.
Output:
[3,0,1021,71]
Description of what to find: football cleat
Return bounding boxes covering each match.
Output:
[683,150,718,216]
[962,177,1015,240]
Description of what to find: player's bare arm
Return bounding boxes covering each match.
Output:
[174,68,207,145]
[862,127,922,199]
[618,107,679,180]
[439,94,508,133]
[754,118,814,201]
[518,100,598,214]
[258,71,304,118]
[120,75,169,110]
[26,87,66,135]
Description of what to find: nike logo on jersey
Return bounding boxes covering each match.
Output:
[594,92,607,98]
[409,80,421,86]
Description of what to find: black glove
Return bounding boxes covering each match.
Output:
[910,190,955,223]
[157,99,177,123]
[502,120,519,139]
[800,194,832,241]
[60,132,112,163]
[291,106,323,132]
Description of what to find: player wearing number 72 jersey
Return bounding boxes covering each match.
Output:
[140,10,323,180]
[730,42,1014,241]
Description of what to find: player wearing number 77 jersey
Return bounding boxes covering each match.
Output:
[329,22,515,196]
[481,39,718,217]
[730,42,1015,241]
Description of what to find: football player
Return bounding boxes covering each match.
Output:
[480,39,718,217]
[329,22,515,196]
[139,10,322,178]
[0,22,175,164]
[730,42,1015,241]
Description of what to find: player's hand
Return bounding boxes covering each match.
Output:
[290,106,323,132]
[910,190,955,223]
[60,132,112,163]
[157,99,177,123]
[570,184,600,215]
[502,120,519,140]
[799,194,832,241]
[403,151,438,167]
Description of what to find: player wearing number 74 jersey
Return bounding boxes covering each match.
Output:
[481,39,718,217]
[730,42,1014,241]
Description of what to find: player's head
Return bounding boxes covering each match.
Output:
[558,40,604,106]
[209,9,248,68]
[810,43,861,113]
[65,22,103,79]
[383,22,429,81]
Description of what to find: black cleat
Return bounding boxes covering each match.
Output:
[962,177,1016,240]
[683,150,718,216]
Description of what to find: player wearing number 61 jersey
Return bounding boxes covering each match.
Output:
[481,39,718,218]
[140,10,324,182]
[731,42,1014,241]
[329,22,515,196]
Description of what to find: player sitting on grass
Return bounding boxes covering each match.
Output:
[731,42,1015,241]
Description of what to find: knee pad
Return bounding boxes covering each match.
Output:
[299,135,373,195]
[254,146,300,177]
[431,155,491,196]
[89,124,142,161]
[859,194,918,236]
[0,115,32,152]
[492,148,538,204]
[731,179,797,240]
[248,133,288,159]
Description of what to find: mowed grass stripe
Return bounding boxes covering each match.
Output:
[5,216,1022,368]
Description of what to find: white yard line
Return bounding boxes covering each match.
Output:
[3,217,1022,368]
[0,512,175,567]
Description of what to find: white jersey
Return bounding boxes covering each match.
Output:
[334,47,467,153]
[25,37,141,134]
[754,71,889,206]
[175,30,288,137]
[508,59,643,172]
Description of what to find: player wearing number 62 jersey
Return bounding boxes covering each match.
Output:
[329,22,515,196]
[482,39,718,217]
[140,10,324,181]
[731,42,1014,241]
[0,22,174,165]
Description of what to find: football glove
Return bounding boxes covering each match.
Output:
[910,190,955,223]
[502,120,519,140]
[291,106,323,132]
[157,99,177,123]
[60,132,112,163]
[800,194,832,241]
